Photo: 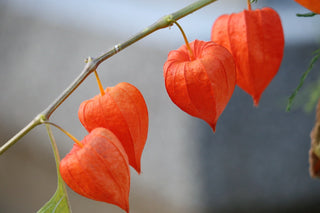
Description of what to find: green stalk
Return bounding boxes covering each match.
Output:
[36,124,71,213]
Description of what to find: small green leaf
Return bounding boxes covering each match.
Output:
[289,76,320,113]
[38,124,71,213]
[296,12,317,17]
[37,175,71,213]
[286,48,320,112]
[304,80,320,113]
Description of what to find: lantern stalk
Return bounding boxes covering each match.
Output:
[174,21,195,61]
[247,0,252,10]
[86,57,105,96]
[41,120,84,148]
[94,70,105,96]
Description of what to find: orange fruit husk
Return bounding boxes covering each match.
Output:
[59,128,130,212]
[78,82,148,173]
[163,39,236,132]
[211,7,285,106]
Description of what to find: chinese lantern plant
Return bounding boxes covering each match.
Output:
[163,22,236,132]
[211,0,285,106]
[0,2,226,212]
[6,0,320,212]
[78,72,149,174]
[61,70,148,211]
[59,127,131,213]
[37,120,132,212]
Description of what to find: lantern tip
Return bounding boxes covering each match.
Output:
[209,123,216,133]
[253,95,261,107]
[135,166,141,174]
[123,202,130,213]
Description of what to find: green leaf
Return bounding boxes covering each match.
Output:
[288,76,320,113]
[37,175,71,213]
[38,124,71,213]
[286,48,320,112]
[304,79,320,113]
[296,12,317,17]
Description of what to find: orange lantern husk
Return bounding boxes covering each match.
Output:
[211,7,284,106]
[59,128,130,213]
[295,0,320,14]
[163,40,236,132]
[78,82,148,174]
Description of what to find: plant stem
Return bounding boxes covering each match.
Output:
[42,121,84,148]
[0,114,45,155]
[247,0,251,10]
[0,0,217,154]
[94,70,105,96]
[173,21,195,60]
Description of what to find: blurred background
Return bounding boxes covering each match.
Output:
[1,0,320,212]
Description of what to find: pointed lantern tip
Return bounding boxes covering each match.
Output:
[209,122,216,133]
[253,95,261,107]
